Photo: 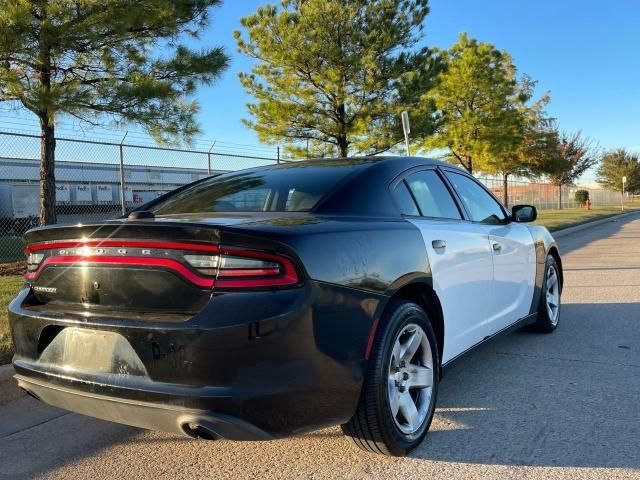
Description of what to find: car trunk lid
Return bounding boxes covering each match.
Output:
[22,219,300,319]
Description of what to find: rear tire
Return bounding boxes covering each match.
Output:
[531,254,561,333]
[341,301,439,456]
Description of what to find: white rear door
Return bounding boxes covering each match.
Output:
[411,220,495,362]
[393,169,495,364]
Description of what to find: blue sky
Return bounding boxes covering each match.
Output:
[2,0,639,165]
[196,0,640,154]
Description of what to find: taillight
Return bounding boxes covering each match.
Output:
[27,252,44,272]
[183,248,299,288]
[25,240,300,290]
[215,248,299,288]
[183,255,219,276]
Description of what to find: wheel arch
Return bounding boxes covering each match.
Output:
[377,280,444,369]
[548,245,564,289]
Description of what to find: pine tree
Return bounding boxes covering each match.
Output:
[421,33,524,175]
[235,0,440,158]
[0,0,229,224]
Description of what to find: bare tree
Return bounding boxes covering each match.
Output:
[547,131,600,209]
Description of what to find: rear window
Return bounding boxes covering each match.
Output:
[150,164,357,214]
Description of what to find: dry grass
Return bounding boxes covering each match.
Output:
[535,204,640,231]
[0,276,24,364]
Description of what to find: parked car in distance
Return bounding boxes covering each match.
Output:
[8,157,562,456]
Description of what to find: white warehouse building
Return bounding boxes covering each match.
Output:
[0,157,222,229]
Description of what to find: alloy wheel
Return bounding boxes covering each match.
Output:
[546,264,560,326]
[387,323,434,434]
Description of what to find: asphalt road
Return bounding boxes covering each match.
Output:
[2,215,640,479]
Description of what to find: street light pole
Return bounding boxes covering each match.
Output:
[401,111,411,156]
[207,141,216,176]
[622,176,626,211]
[119,131,128,216]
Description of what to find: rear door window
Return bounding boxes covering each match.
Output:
[404,170,462,219]
[392,182,420,216]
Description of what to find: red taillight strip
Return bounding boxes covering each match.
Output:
[25,240,219,254]
[24,256,214,288]
[24,242,300,290]
[216,247,299,288]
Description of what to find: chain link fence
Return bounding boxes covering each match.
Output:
[477,176,623,210]
[0,130,279,264]
[0,129,626,265]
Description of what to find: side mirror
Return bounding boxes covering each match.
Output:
[512,205,537,223]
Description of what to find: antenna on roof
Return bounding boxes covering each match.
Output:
[401,111,411,156]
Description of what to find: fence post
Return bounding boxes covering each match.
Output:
[119,131,128,216]
[207,141,215,175]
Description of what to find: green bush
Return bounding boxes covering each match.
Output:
[575,190,589,206]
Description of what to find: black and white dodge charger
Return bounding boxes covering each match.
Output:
[9,156,562,456]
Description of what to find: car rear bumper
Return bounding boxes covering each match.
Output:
[8,281,383,438]
[15,374,272,440]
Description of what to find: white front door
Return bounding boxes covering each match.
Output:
[443,170,537,337]
[480,223,536,333]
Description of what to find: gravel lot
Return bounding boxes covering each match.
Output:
[1,214,639,480]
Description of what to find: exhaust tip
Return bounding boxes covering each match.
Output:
[181,421,219,441]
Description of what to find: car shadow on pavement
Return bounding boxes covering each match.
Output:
[411,301,640,469]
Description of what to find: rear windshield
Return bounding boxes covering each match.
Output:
[150,163,358,214]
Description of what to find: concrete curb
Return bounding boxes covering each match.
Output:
[550,210,640,238]
[0,363,23,404]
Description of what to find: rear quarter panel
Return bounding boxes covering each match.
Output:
[219,216,429,295]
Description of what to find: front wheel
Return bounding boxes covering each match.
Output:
[341,301,439,456]
[532,254,561,333]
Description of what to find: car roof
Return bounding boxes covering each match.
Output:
[158,156,461,218]
[307,156,460,216]
[267,155,448,170]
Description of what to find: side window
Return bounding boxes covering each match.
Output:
[392,181,420,216]
[445,172,507,224]
[215,188,270,211]
[404,170,461,219]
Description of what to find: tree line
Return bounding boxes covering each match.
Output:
[0,0,636,224]
[235,0,637,207]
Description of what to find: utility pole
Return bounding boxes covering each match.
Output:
[119,131,128,216]
[622,176,627,211]
[277,146,280,164]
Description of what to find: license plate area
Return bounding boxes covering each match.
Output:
[37,327,148,377]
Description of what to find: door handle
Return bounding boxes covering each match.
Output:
[492,242,502,252]
[432,239,447,250]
